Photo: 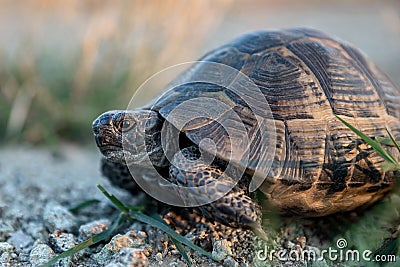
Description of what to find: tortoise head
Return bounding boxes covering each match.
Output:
[92,110,162,165]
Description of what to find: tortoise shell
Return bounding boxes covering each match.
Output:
[149,28,400,215]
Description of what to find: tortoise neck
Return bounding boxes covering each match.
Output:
[144,113,168,168]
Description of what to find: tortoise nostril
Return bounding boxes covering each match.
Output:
[93,111,117,135]
[100,113,113,125]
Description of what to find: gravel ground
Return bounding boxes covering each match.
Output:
[0,145,267,266]
[1,145,399,267]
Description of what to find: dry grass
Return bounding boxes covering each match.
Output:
[0,0,232,144]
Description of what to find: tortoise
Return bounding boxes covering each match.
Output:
[92,28,400,238]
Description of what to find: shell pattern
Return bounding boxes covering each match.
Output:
[150,28,400,215]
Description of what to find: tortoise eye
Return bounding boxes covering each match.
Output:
[119,119,135,131]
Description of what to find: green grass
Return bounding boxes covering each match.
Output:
[335,115,400,171]
[336,115,400,266]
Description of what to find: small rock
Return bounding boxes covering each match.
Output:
[26,221,48,240]
[125,230,148,248]
[93,230,150,265]
[0,242,13,253]
[43,203,76,232]
[18,252,30,262]
[105,263,125,267]
[79,219,110,240]
[212,239,232,261]
[184,233,195,242]
[155,252,163,262]
[170,249,180,255]
[112,247,149,267]
[29,243,56,267]
[223,256,239,267]
[0,252,13,264]
[49,230,77,253]
[0,219,15,241]
[7,230,33,249]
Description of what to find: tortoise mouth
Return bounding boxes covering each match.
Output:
[99,145,123,157]
[99,145,126,163]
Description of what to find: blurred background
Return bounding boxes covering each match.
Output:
[1,0,399,146]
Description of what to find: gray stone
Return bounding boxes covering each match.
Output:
[93,230,150,265]
[7,230,33,249]
[29,243,56,267]
[0,253,13,265]
[49,230,77,253]
[78,219,110,240]
[154,252,163,262]
[111,247,149,267]
[105,263,125,267]
[223,256,240,267]
[0,242,13,253]
[0,220,15,242]
[26,221,48,240]
[43,203,76,232]
[212,239,232,261]
[18,252,30,262]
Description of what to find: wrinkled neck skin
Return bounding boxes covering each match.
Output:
[144,120,168,168]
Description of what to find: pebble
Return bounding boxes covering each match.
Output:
[93,230,150,265]
[111,247,150,267]
[29,243,56,267]
[105,263,125,267]
[0,242,13,253]
[18,252,30,262]
[155,252,163,262]
[43,203,76,232]
[212,239,232,261]
[7,230,33,249]
[26,221,48,240]
[223,256,240,267]
[0,219,15,241]
[0,252,13,264]
[49,230,77,253]
[79,219,110,240]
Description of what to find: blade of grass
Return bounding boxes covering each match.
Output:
[386,128,400,153]
[335,115,399,168]
[69,199,100,213]
[97,184,129,213]
[97,184,217,261]
[41,213,126,267]
[125,205,145,211]
[172,238,193,266]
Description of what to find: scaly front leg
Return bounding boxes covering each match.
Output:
[169,146,267,240]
